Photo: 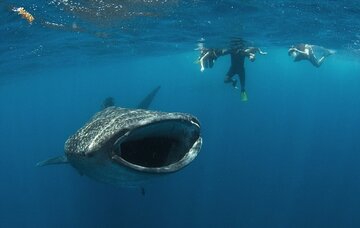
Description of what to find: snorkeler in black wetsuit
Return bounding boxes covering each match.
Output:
[288,43,335,68]
[223,49,248,92]
[198,45,267,101]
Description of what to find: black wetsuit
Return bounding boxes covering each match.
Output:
[226,50,246,92]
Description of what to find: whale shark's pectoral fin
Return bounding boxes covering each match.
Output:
[36,155,68,167]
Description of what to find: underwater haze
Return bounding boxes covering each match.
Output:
[1,0,360,227]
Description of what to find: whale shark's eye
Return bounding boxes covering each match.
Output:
[113,120,200,169]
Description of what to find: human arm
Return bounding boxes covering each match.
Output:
[244,47,267,55]
[257,48,267,55]
[198,51,211,72]
[288,47,309,55]
[242,48,259,62]
[197,48,229,72]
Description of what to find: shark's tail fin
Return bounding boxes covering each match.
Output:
[36,155,68,167]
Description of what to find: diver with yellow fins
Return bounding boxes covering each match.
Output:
[197,39,267,102]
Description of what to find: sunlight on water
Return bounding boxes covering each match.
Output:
[1,0,360,75]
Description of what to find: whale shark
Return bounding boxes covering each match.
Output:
[37,86,202,186]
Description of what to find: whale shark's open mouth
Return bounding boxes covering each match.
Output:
[112,119,202,173]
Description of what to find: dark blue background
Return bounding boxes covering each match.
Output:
[1,49,360,227]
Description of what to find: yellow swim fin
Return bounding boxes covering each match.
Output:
[241,91,248,102]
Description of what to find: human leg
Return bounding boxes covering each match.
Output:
[238,67,245,92]
[224,68,237,88]
[309,54,322,67]
[238,67,248,101]
[309,46,335,67]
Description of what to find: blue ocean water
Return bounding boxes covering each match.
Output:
[1,1,360,227]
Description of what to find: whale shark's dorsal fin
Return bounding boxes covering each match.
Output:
[101,85,160,110]
[101,97,115,110]
[136,86,161,109]
[36,155,68,167]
